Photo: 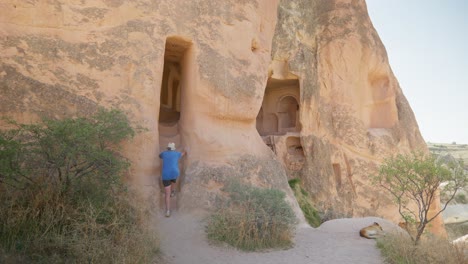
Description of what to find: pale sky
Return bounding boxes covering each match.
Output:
[366,0,468,144]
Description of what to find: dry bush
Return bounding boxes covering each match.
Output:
[377,232,467,264]
[0,181,160,263]
[0,109,160,263]
[206,182,296,251]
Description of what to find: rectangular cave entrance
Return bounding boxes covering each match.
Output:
[158,36,191,194]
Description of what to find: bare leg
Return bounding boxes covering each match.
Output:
[170,181,176,196]
[165,185,171,215]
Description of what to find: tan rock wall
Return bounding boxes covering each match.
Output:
[269,0,444,235]
[0,0,443,233]
[0,0,306,218]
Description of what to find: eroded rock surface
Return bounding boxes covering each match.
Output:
[0,0,443,233]
[260,0,443,235]
[0,0,299,215]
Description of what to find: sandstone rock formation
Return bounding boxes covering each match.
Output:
[0,0,299,215]
[269,0,422,218]
[0,0,444,234]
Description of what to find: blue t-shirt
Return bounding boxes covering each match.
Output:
[159,150,182,180]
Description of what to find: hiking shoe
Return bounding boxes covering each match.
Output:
[165,210,171,217]
[170,190,176,197]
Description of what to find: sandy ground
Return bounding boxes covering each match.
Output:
[156,209,400,264]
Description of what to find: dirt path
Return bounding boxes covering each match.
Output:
[156,211,396,264]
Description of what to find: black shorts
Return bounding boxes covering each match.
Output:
[162,179,176,187]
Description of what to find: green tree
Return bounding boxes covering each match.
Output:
[0,108,134,193]
[372,152,467,244]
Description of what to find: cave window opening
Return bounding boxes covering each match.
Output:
[286,137,305,159]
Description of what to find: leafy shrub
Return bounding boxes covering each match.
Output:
[206,181,296,251]
[376,233,467,264]
[288,178,321,227]
[0,109,134,192]
[0,109,159,263]
[371,152,467,243]
[455,193,467,204]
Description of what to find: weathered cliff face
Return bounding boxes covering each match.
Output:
[0,0,301,216]
[267,0,425,219]
[265,0,443,234]
[0,0,442,232]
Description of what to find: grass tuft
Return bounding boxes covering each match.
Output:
[0,184,160,263]
[376,232,467,264]
[206,181,296,251]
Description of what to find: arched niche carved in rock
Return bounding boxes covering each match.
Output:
[256,78,300,136]
[277,95,299,133]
